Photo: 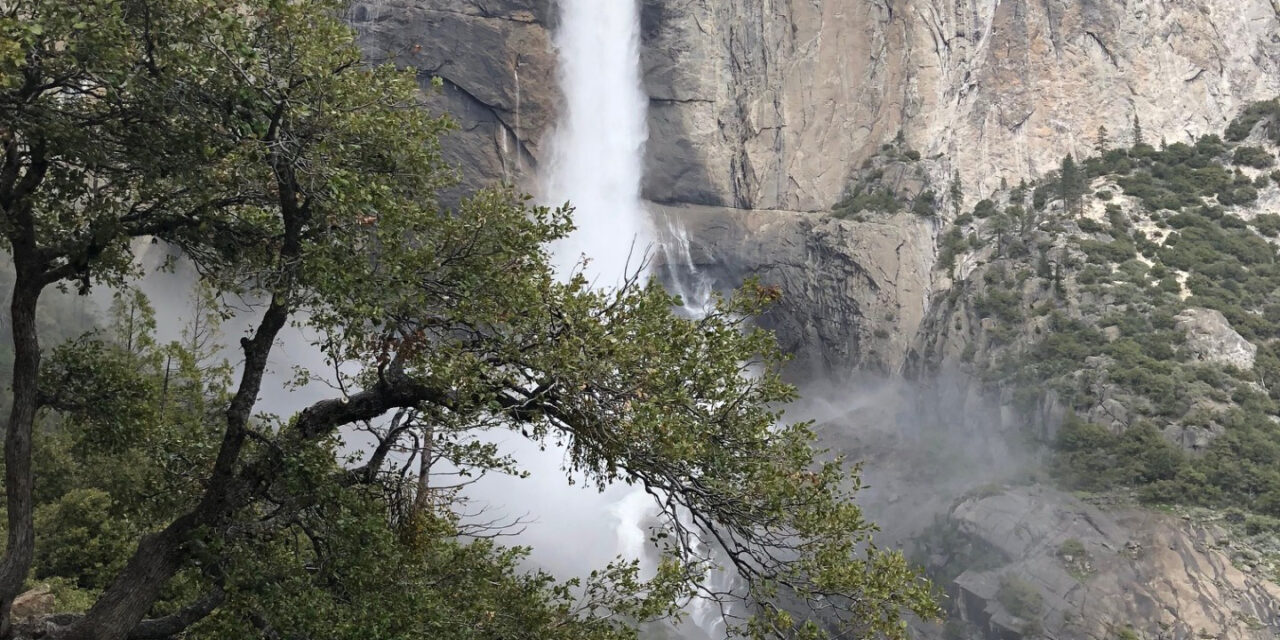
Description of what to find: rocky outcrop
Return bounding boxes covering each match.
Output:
[349,0,1280,372]
[924,487,1280,640]
[10,586,53,621]
[659,203,936,379]
[642,0,1280,211]
[1176,308,1258,370]
[350,0,556,203]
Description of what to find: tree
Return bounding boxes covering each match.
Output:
[990,212,1012,256]
[949,170,964,216]
[0,2,935,639]
[912,189,938,217]
[1095,126,1109,154]
[1037,249,1053,279]
[1133,115,1145,146]
[1011,179,1028,204]
[1059,154,1086,214]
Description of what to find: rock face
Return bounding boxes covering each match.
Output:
[355,0,1280,214]
[926,487,1280,640]
[1176,307,1258,370]
[642,0,1280,210]
[350,0,556,203]
[659,204,936,379]
[352,0,1280,372]
[359,3,1280,638]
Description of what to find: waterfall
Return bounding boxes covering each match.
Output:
[542,0,661,580]
[540,1,723,638]
[655,209,714,317]
[545,0,653,285]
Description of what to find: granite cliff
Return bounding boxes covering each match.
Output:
[350,1,1280,638]
[351,0,1280,375]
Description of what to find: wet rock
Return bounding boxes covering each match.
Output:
[657,203,936,380]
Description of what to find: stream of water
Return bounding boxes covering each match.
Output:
[540,1,722,637]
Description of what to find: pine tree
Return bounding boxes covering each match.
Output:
[1012,178,1028,204]
[1133,115,1145,146]
[1037,249,1053,279]
[1095,125,1109,154]
[1059,154,1085,214]
[949,170,964,216]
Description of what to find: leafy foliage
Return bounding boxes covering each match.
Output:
[0,1,936,638]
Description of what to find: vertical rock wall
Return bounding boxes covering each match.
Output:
[644,0,1280,211]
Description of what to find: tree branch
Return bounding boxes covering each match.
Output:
[126,588,226,640]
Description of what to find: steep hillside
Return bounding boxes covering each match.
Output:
[824,102,1280,640]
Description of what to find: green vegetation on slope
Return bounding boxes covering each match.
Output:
[932,101,1280,518]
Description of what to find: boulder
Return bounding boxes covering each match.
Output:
[933,486,1280,640]
[11,585,53,620]
[1176,308,1257,370]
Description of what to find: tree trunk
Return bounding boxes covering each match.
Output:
[412,424,434,516]
[56,516,195,640]
[60,296,292,640]
[127,587,225,640]
[0,277,42,638]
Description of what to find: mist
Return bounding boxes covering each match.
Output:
[791,375,1037,551]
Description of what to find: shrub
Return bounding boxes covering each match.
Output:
[996,575,1044,619]
[974,289,1024,323]
[1057,538,1087,559]
[1225,99,1280,142]
[1217,184,1259,206]
[1079,218,1106,234]
[1077,265,1111,284]
[33,489,135,590]
[1254,213,1280,237]
[973,199,998,218]
[1079,238,1137,264]
[834,187,901,217]
[912,189,938,217]
[1233,145,1275,169]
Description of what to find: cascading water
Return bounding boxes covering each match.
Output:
[655,209,715,317]
[544,0,653,285]
[540,1,723,638]
[542,0,663,578]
